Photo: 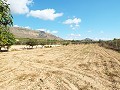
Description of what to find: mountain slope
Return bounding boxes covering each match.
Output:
[9,27,62,40]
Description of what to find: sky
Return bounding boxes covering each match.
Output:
[7,0,120,40]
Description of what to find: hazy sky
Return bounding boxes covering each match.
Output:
[7,0,120,40]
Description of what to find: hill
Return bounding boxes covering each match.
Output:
[81,38,93,42]
[9,27,63,40]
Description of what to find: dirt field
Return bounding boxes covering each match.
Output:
[0,44,120,90]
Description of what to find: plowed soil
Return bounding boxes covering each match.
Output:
[0,44,120,90]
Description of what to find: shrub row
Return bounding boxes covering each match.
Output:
[15,38,70,47]
[99,39,120,52]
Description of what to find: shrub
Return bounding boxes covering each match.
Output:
[62,42,69,46]
[26,39,38,48]
[99,39,120,52]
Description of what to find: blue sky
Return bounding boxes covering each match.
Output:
[7,0,120,40]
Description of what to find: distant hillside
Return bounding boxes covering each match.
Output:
[81,38,93,42]
[9,27,63,40]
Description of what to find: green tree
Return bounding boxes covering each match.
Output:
[26,39,38,48]
[0,0,15,51]
[62,42,69,46]
[39,40,46,48]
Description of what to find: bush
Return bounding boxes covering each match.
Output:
[26,39,38,48]
[99,39,120,52]
[62,42,69,46]
[39,41,46,47]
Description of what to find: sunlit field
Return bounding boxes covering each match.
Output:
[0,44,120,90]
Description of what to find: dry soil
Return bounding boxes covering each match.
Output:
[0,44,120,90]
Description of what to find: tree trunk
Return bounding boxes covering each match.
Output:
[0,47,1,52]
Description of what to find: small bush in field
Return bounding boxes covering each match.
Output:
[62,42,69,46]
[26,39,38,48]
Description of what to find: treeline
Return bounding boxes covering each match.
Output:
[15,38,70,46]
[15,38,97,47]
[1,36,120,52]
[70,40,97,44]
[99,39,120,52]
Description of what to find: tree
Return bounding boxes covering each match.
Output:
[62,42,69,46]
[26,39,38,48]
[0,0,15,51]
[39,40,46,48]
[0,0,13,26]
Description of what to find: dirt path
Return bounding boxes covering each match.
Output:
[0,44,120,90]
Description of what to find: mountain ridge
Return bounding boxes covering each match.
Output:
[9,27,63,40]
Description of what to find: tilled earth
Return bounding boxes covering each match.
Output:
[0,44,120,90]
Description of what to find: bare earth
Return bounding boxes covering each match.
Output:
[0,44,120,90]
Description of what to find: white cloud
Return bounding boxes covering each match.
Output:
[7,0,33,14]
[51,31,58,34]
[75,24,79,27]
[63,18,81,25]
[13,25,19,27]
[27,9,63,20]
[70,33,81,37]
[72,27,75,30]
[66,33,81,40]
[7,1,62,21]
[13,25,31,29]
[63,18,81,30]
[70,25,73,28]
[37,28,46,31]
[24,26,31,29]
[46,30,50,33]
[37,28,58,34]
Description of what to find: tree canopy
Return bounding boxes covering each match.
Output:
[0,0,15,51]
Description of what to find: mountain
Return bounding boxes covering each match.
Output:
[9,27,63,40]
[81,38,93,42]
[82,38,93,41]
